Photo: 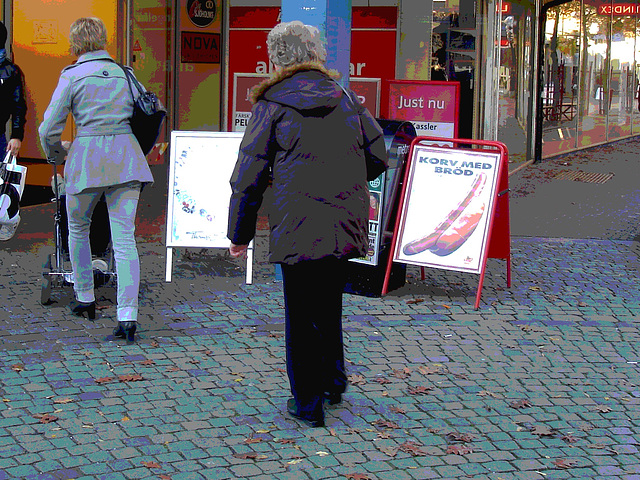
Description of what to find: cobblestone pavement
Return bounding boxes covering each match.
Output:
[0,138,639,479]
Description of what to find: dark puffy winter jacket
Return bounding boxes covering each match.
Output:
[228,62,388,265]
[0,59,26,141]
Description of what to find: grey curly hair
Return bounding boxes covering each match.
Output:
[266,21,327,68]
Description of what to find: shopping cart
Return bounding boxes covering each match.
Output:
[40,160,116,305]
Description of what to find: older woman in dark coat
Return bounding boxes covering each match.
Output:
[228,21,388,427]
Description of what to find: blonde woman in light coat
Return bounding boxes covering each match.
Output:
[39,17,153,343]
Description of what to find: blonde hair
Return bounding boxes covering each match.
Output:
[69,17,107,56]
[267,21,327,68]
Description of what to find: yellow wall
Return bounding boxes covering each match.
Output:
[13,0,118,171]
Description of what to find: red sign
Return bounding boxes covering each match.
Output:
[181,31,220,63]
[598,3,640,14]
[383,80,460,139]
[498,2,511,14]
[350,79,381,117]
[227,6,397,130]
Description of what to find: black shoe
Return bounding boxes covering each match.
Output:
[324,392,342,406]
[286,398,324,428]
[69,300,96,320]
[113,321,137,343]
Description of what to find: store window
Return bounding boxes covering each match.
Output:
[542,0,640,158]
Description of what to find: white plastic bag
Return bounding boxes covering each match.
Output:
[0,151,27,224]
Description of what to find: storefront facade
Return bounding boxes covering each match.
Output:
[539,0,640,158]
[2,0,638,186]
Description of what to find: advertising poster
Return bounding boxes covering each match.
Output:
[385,80,459,142]
[393,145,501,274]
[351,173,385,266]
[232,74,268,132]
[232,75,381,133]
[166,131,244,248]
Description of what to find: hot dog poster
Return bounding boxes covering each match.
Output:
[393,145,501,274]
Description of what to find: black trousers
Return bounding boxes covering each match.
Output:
[281,256,348,417]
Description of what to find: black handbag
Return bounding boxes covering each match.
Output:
[119,64,166,155]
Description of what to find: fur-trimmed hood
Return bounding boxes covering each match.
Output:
[250,62,343,115]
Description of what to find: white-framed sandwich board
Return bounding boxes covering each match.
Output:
[165,130,253,283]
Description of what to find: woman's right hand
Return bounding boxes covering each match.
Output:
[229,243,248,258]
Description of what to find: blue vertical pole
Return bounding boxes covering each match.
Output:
[281,0,352,87]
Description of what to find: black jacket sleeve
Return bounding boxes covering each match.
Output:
[9,64,26,141]
[227,101,280,245]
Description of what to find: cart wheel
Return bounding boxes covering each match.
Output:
[41,254,53,305]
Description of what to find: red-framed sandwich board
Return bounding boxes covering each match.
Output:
[382,137,511,309]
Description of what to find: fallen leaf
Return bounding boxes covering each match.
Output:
[446,445,473,455]
[329,428,336,436]
[236,327,254,334]
[552,458,576,469]
[427,428,442,434]
[375,377,391,385]
[166,367,180,372]
[11,364,25,372]
[407,386,433,395]
[529,286,542,291]
[510,399,532,409]
[233,453,268,460]
[95,377,118,384]
[446,432,476,443]
[441,304,451,309]
[453,373,468,379]
[398,441,427,456]
[140,359,156,365]
[418,366,445,375]
[141,461,161,468]
[316,451,329,457]
[477,390,500,398]
[348,374,366,385]
[372,419,400,429]
[377,431,391,439]
[593,405,612,413]
[53,398,74,404]
[389,406,406,414]
[345,474,372,480]
[392,368,411,379]
[531,425,555,437]
[406,298,424,304]
[33,414,58,424]
[275,368,286,373]
[119,374,143,382]
[378,446,398,457]
[561,434,578,444]
[159,475,172,480]
[150,341,160,347]
[243,436,262,444]
[287,458,304,465]
[586,443,619,454]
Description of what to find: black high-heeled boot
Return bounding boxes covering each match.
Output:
[69,300,96,320]
[113,321,137,343]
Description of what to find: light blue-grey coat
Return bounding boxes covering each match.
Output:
[38,50,153,195]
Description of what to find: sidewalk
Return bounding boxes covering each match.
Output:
[0,138,638,480]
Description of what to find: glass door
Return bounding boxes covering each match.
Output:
[497,0,538,163]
